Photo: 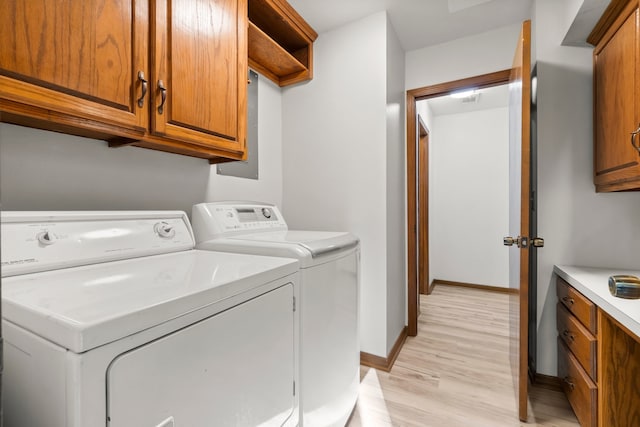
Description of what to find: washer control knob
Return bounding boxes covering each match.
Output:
[261,208,272,219]
[154,222,176,239]
[37,231,57,246]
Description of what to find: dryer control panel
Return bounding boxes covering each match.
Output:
[1,211,194,277]
[192,202,288,241]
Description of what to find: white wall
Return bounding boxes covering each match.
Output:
[416,101,434,131]
[534,0,640,375]
[0,76,283,214]
[206,76,284,207]
[385,15,406,352]
[430,107,510,287]
[0,123,210,213]
[406,23,523,90]
[281,11,405,357]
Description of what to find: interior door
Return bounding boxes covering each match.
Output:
[507,20,531,423]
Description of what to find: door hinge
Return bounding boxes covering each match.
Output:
[293,381,296,396]
[530,189,536,213]
[293,296,296,312]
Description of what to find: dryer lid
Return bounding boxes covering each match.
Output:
[2,250,297,353]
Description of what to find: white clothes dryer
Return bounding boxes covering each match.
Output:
[192,201,360,427]
[1,211,300,427]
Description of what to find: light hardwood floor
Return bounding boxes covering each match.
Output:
[347,285,580,427]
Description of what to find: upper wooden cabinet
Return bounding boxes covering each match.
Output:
[589,0,640,192]
[248,0,317,87]
[0,0,149,134]
[149,0,247,154]
[0,0,247,162]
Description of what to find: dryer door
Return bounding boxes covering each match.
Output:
[106,283,296,427]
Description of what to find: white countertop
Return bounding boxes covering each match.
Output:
[554,265,640,338]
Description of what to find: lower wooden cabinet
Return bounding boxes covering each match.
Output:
[597,310,640,427]
[557,277,640,426]
[557,304,597,379]
[558,338,597,427]
[557,277,598,427]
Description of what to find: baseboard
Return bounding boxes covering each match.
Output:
[533,373,563,391]
[360,326,408,372]
[427,280,436,295]
[432,279,517,294]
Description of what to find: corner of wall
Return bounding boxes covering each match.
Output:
[280,12,390,358]
[205,74,284,207]
[385,11,408,356]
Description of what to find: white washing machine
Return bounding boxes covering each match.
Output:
[192,202,360,427]
[1,211,300,427]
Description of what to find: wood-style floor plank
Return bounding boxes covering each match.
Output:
[348,285,579,426]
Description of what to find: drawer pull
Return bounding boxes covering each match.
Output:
[563,376,575,391]
[562,296,575,305]
[562,329,575,342]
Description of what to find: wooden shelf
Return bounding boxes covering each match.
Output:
[248,22,307,84]
[248,0,317,87]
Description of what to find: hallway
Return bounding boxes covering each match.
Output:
[347,285,580,426]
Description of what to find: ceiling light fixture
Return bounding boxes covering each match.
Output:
[449,89,478,99]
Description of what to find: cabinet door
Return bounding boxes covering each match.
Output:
[0,0,148,133]
[594,5,640,190]
[152,0,247,156]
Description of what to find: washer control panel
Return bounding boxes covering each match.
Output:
[192,203,288,240]
[235,206,278,223]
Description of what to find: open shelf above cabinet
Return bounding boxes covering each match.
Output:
[248,0,317,87]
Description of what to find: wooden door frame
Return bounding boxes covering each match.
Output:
[405,69,512,337]
[417,116,429,295]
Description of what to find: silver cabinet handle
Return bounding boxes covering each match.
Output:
[631,124,640,154]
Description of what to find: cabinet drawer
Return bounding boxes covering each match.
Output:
[557,278,597,334]
[558,339,597,427]
[557,303,597,380]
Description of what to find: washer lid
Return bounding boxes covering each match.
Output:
[2,250,297,353]
[236,230,357,251]
[205,231,359,266]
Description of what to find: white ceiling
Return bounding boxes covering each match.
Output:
[562,0,610,46]
[422,84,509,116]
[287,0,533,51]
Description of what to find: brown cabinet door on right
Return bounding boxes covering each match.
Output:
[151,0,247,157]
[593,5,640,191]
[0,0,148,133]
